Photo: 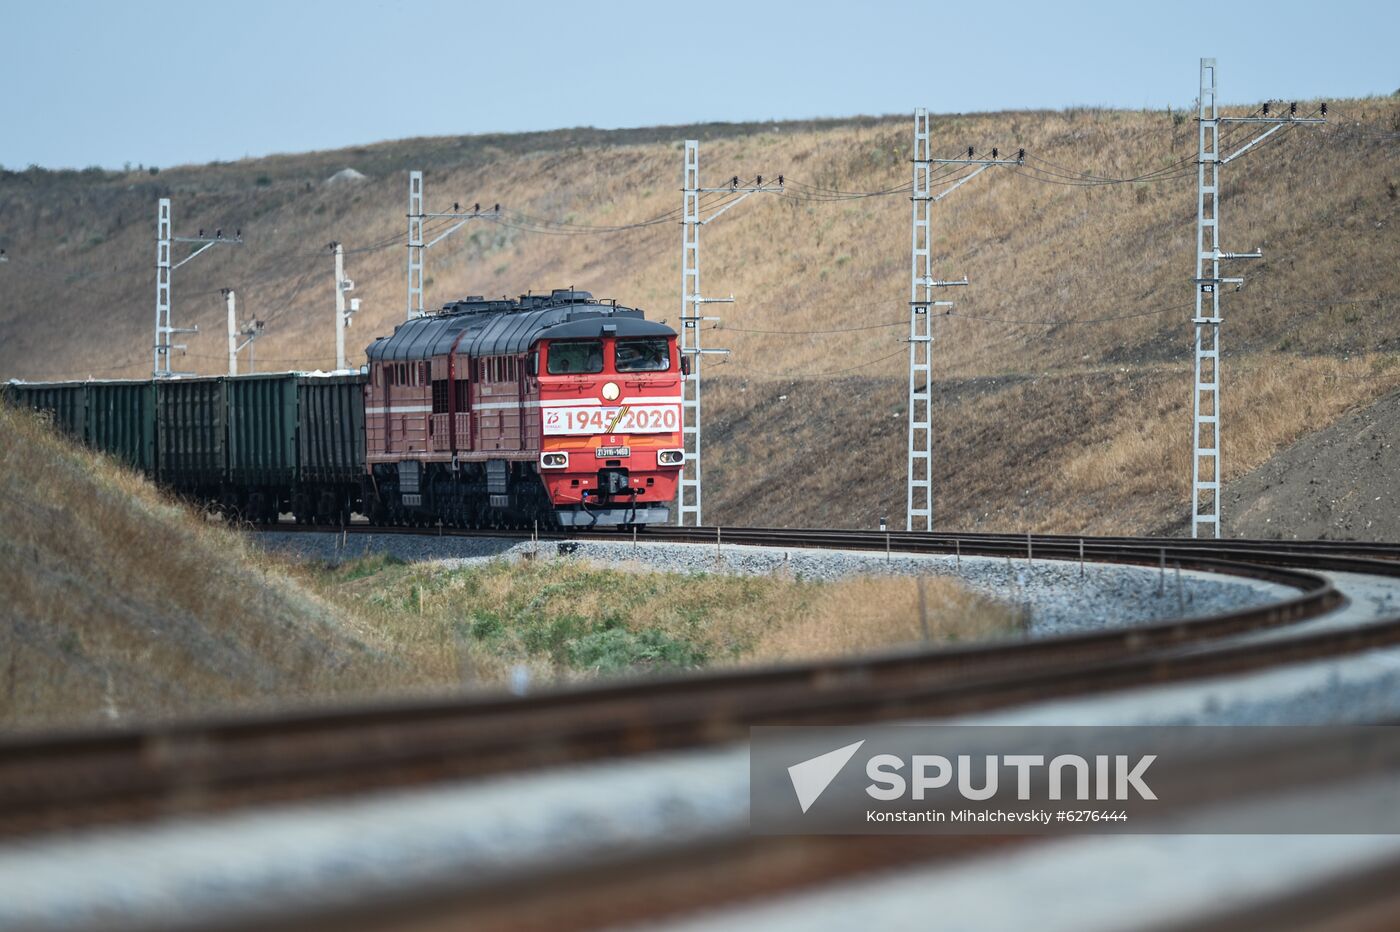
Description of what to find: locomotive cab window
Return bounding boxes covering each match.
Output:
[547,341,603,375]
[615,338,670,372]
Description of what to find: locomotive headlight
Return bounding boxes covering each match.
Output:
[657,448,685,467]
[540,451,569,469]
[602,381,620,401]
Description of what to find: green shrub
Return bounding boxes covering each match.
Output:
[568,626,706,673]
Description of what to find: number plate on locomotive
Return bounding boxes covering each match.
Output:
[595,445,631,458]
[543,404,681,436]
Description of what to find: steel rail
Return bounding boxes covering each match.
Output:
[255,519,1400,564]
[0,532,1380,837]
[198,725,1400,932]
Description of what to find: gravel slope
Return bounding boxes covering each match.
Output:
[1156,387,1400,541]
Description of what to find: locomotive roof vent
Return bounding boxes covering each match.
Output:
[441,296,514,316]
[440,289,600,317]
[549,288,593,303]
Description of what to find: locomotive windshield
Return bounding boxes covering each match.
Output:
[615,338,670,372]
[547,340,603,374]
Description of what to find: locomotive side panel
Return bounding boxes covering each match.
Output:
[428,355,470,454]
[366,360,432,461]
[474,354,528,453]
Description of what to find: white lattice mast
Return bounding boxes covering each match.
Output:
[907,109,938,531]
[153,198,242,378]
[679,140,706,527]
[1191,59,1224,539]
[676,140,782,526]
[906,112,1021,530]
[1188,58,1324,538]
[154,200,174,377]
[406,170,498,320]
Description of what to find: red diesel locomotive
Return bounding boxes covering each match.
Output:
[364,289,684,528]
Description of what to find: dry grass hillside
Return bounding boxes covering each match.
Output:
[0,403,402,730]
[2,100,1398,534]
[0,403,1008,729]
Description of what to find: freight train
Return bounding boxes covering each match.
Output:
[4,290,684,528]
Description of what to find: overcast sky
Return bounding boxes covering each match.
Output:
[2,0,1396,169]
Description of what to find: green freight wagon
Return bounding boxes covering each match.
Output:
[155,377,227,494]
[227,373,299,488]
[294,373,367,523]
[86,380,157,474]
[8,371,369,523]
[5,382,87,440]
[297,374,366,483]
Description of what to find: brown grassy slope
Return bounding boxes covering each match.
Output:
[3,102,1395,382]
[1,101,1397,533]
[0,404,406,730]
[706,355,1400,533]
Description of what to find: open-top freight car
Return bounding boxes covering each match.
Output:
[6,379,157,473]
[5,372,366,524]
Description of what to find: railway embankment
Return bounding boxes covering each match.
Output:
[255,530,1295,636]
[0,406,397,730]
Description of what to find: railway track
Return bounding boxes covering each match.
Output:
[0,529,1393,833]
[181,724,1400,932]
[4,527,1400,930]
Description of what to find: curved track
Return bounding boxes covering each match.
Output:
[2,528,1397,833]
[4,528,1400,931]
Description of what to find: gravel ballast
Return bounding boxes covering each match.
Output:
[255,531,1295,638]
